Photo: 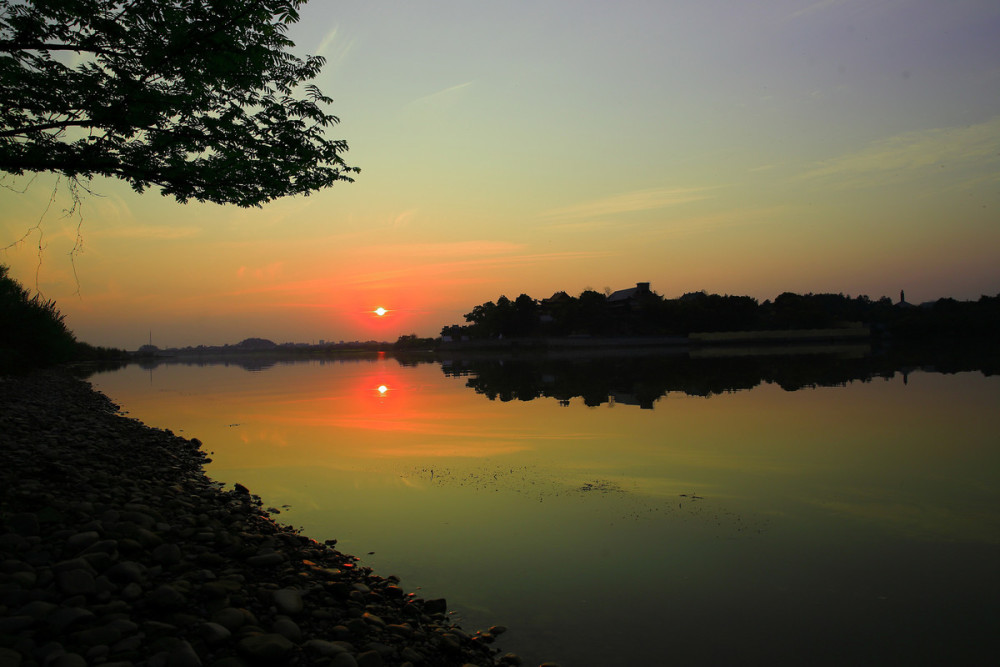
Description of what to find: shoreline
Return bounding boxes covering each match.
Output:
[0,371,515,667]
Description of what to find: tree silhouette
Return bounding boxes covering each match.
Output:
[0,0,357,207]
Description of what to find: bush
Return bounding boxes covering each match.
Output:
[0,265,79,371]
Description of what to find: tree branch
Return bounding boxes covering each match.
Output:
[0,120,96,138]
[0,41,123,58]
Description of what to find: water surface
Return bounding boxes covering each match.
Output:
[89,355,1000,665]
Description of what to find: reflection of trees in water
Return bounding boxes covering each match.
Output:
[441,343,999,408]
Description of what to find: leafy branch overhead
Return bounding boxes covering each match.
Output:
[0,0,358,207]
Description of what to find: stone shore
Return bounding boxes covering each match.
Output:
[0,371,516,667]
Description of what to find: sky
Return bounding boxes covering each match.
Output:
[2,0,999,349]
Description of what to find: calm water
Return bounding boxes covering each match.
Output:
[89,355,1000,666]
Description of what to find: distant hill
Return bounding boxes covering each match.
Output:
[234,338,278,350]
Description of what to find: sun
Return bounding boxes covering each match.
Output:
[373,307,387,317]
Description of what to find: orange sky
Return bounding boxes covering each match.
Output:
[2,1,999,348]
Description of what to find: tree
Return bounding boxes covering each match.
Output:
[0,0,358,207]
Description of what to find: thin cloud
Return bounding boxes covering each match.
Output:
[313,26,356,75]
[343,250,612,289]
[404,81,475,110]
[92,225,201,241]
[802,116,1000,187]
[357,240,524,258]
[539,187,716,222]
[391,210,417,229]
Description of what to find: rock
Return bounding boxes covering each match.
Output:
[303,639,349,657]
[424,598,447,614]
[65,531,101,553]
[0,615,35,633]
[146,584,187,609]
[212,607,249,632]
[386,623,412,638]
[83,552,114,572]
[362,612,385,628]
[166,639,203,667]
[105,560,146,584]
[346,618,368,635]
[236,633,294,663]
[271,616,302,643]
[121,581,143,600]
[0,647,22,667]
[132,527,163,548]
[272,588,303,615]
[17,600,57,620]
[81,539,119,556]
[400,647,424,664]
[49,653,87,667]
[246,552,284,567]
[356,650,384,667]
[152,543,183,565]
[198,621,232,644]
[204,659,247,667]
[56,567,97,596]
[201,579,240,599]
[71,624,123,647]
[331,653,359,667]
[47,606,95,631]
[8,512,40,536]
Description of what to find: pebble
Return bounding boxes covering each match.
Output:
[303,639,349,656]
[272,615,303,643]
[331,653,359,667]
[0,372,508,667]
[56,568,97,596]
[166,639,203,667]
[273,588,303,615]
[237,633,294,662]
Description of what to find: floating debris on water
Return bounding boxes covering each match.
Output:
[579,479,624,494]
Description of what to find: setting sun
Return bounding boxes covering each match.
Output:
[374,307,387,317]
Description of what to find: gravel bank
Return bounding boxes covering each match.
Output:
[0,371,516,667]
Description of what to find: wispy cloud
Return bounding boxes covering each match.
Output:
[403,81,475,111]
[313,25,356,74]
[357,240,524,258]
[92,224,201,241]
[342,250,613,290]
[391,210,417,229]
[802,116,1000,187]
[539,187,716,222]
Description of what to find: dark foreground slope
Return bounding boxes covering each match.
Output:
[0,372,511,667]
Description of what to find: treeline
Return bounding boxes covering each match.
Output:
[1,265,127,372]
[441,289,1000,340]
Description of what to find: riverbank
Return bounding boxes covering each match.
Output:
[0,371,514,667]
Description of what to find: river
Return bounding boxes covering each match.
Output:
[87,351,1000,665]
